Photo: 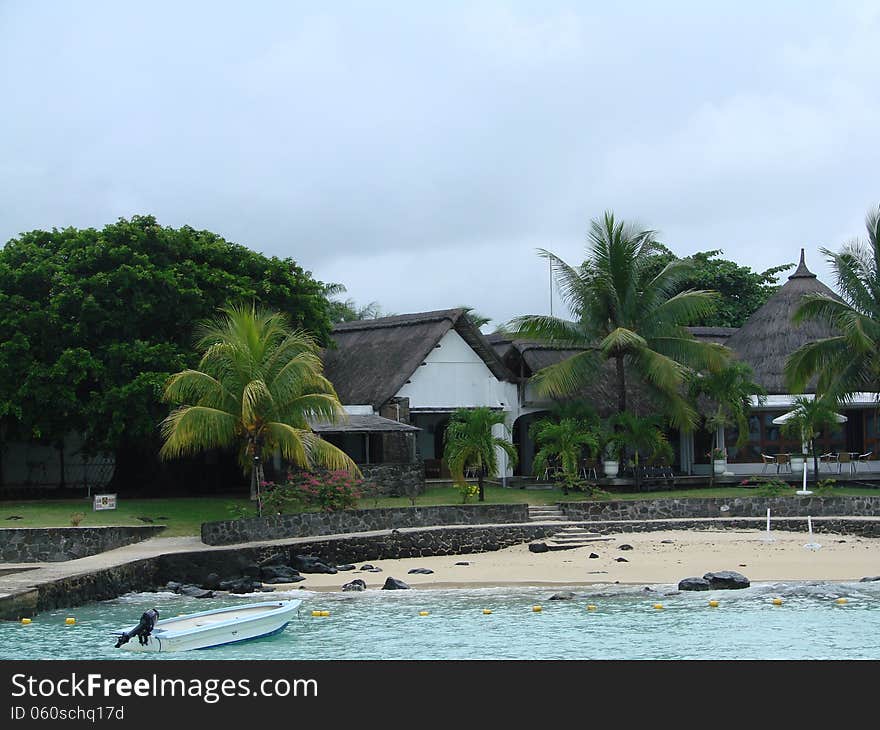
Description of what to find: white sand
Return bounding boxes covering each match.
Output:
[278,529,880,591]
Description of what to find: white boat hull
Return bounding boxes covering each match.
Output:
[116,600,302,653]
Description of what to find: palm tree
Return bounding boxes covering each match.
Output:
[159,304,358,514]
[530,417,599,494]
[786,204,880,401]
[689,362,766,484]
[443,407,518,502]
[509,212,728,429]
[780,395,843,485]
[605,412,670,489]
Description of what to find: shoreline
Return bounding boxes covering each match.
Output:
[279,528,880,592]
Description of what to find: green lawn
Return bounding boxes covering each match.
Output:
[1,484,877,537]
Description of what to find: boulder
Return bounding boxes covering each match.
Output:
[381,577,411,590]
[407,568,434,575]
[678,577,711,591]
[549,591,576,600]
[360,564,377,571]
[336,564,356,571]
[860,576,880,582]
[260,565,301,582]
[529,542,550,553]
[703,571,750,590]
[615,557,629,563]
[241,564,261,579]
[342,579,367,592]
[292,555,337,574]
[218,578,260,594]
[179,584,214,599]
[202,573,221,590]
[164,581,182,593]
[589,553,599,559]
[366,567,383,573]
[454,561,470,566]
[258,586,276,592]
[618,544,634,551]
[660,540,674,544]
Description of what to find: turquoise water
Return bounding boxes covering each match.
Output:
[3,582,880,660]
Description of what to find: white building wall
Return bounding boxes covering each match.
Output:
[395,329,520,478]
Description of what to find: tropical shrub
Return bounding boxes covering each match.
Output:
[69,511,85,527]
[752,476,792,497]
[286,469,364,512]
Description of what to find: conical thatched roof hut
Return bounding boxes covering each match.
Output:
[725,249,839,394]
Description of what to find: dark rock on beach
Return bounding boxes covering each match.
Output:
[202,573,221,590]
[178,584,214,599]
[529,542,549,553]
[382,577,410,590]
[260,565,301,583]
[589,553,599,559]
[164,581,182,593]
[407,568,434,575]
[218,578,260,594]
[703,571,750,589]
[366,568,383,573]
[549,591,576,600]
[336,564,356,571]
[678,577,711,591]
[455,561,470,566]
[241,564,261,579]
[618,544,633,551]
[860,576,880,582]
[292,555,337,574]
[360,564,376,571]
[615,557,629,563]
[342,579,367,592]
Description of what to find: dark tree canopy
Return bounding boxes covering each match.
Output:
[645,247,792,328]
[0,215,335,470]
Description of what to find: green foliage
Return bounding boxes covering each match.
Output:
[689,361,766,449]
[530,417,599,491]
[752,476,793,497]
[779,395,843,481]
[508,212,729,429]
[226,503,255,521]
[814,478,838,497]
[69,511,85,527]
[443,407,518,502]
[606,412,669,467]
[455,482,479,503]
[0,215,337,486]
[785,204,880,400]
[285,469,364,512]
[643,247,792,328]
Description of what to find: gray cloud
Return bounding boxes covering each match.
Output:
[2,1,878,328]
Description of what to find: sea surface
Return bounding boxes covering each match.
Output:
[3,581,879,660]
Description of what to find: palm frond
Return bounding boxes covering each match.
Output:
[159,406,237,460]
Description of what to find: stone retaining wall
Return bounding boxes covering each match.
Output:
[0,526,166,563]
[201,503,529,546]
[560,495,880,521]
[360,462,425,497]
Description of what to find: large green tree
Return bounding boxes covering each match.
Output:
[644,248,792,328]
[160,305,357,512]
[0,215,336,490]
[785,204,880,401]
[510,212,729,429]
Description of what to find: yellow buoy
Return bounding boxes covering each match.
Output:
[311,610,322,617]
[836,598,848,605]
[653,603,664,610]
[20,618,32,625]
[419,611,429,616]
[586,604,597,611]
[772,598,783,606]
[708,600,719,608]
[532,605,542,613]
[482,609,493,615]
[65,617,76,625]
[321,610,330,617]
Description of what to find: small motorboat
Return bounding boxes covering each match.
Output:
[112,600,302,653]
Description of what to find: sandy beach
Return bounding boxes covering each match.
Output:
[284,529,880,591]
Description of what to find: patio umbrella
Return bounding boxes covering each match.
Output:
[771,410,847,493]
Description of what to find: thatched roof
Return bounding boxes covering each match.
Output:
[323,309,515,408]
[687,326,737,344]
[724,250,840,394]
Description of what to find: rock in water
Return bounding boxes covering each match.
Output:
[382,577,410,590]
[618,544,634,551]
[179,585,214,599]
[342,579,367,592]
[407,568,434,574]
[202,573,221,590]
[218,578,259,594]
[859,576,880,582]
[529,542,549,553]
[678,577,711,591]
[549,591,576,600]
[164,581,182,593]
[703,571,750,589]
[292,555,338,574]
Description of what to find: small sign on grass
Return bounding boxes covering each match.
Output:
[93,493,117,511]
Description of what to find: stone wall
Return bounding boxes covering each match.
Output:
[360,462,424,497]
[560,495,880,521]
[0,526,166,563]
[201,503,530,546]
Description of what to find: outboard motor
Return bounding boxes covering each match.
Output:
[114,608,159,648]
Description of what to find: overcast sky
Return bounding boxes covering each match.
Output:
[2,1,879,328]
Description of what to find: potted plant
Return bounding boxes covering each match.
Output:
[601,429,626,479]
[710,447,727,475]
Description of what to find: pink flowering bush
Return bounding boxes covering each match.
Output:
[285,469,364,512]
